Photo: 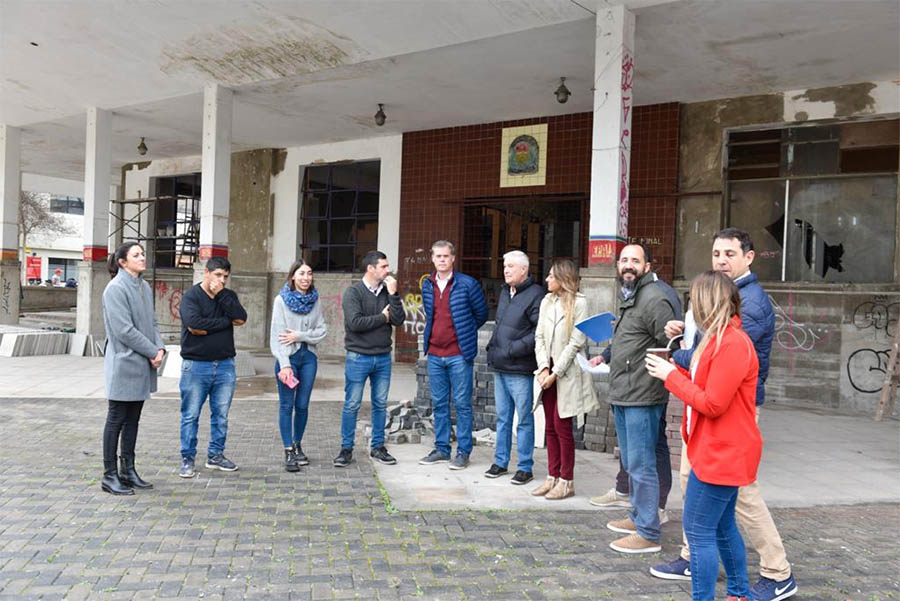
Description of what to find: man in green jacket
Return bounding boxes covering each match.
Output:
[591,244,676,554]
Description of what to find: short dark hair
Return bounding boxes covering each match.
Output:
[205,256,231,272]
[361,250,387,271]
[108,241,143,278]
[715,228,754,254]
[619,243,652,264]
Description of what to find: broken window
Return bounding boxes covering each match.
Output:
[726,119,898,283]
[300,161,380,273]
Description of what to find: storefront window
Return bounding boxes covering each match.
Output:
[726,119,898,282]
[300,161,380,272]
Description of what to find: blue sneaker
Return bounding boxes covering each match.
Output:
[750,574,797,601]
[649,557,691,581]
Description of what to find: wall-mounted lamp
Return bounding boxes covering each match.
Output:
[137,137,148,155]
[554,77,571,104]
[374,104,386,127]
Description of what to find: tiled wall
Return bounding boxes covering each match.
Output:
[397,104,680,361]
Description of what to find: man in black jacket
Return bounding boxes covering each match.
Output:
[178,256,247,478]
[334,251,405,468]
[484,250,543,485]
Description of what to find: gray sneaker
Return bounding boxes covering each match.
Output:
[419,449,451,465]
[448,453,470,470]
[205,454,238,471]
[179,457,196,478]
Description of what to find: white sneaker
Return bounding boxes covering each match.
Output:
[659,508,670,525]
[589,487,632,508]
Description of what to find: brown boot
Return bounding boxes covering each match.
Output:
[545,478,574,500]
[531,476,557,497]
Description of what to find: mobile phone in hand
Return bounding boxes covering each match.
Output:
[285,371,299,389]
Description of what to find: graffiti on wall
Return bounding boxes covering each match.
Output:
[770,295,823,352]
[402,273,429,335]
[618,51,634,241]
[154,281,184,321]
[847,347,892,394]
[0,277,10,316]
[852,297,898,338]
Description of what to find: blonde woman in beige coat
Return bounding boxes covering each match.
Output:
[532,259,600,500]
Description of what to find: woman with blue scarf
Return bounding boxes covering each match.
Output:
[270,260,327,471]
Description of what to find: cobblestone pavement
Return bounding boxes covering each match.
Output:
[0,397,897,601]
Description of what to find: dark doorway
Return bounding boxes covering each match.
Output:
[460,197,585,317]
[152,174,201,269]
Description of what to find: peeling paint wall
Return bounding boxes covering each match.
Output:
[675,80,900,416]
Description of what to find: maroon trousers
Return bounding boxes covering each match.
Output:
[542,382,575,480]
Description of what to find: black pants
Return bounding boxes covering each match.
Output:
[102,400,145,466]
[615,405,672,509]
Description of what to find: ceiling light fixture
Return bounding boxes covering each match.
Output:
[374,104,386,127]
[554,77,571,104]
[137,137,148,155]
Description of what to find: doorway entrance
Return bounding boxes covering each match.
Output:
[460,197,585,316]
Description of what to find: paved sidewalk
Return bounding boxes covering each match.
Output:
[0,395,898,600]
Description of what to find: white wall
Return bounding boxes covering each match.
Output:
[270,135,403,273]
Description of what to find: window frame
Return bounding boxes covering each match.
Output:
[723,116,899,284]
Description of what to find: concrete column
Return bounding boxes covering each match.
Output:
[199,83,232,265]
[581,5,635,317]
[0,125,21,324]
[77,107,112,338]
[588,5,635,268]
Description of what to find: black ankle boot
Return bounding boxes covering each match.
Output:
[119,457,153,489]
[101,461,134,495]
[293,443,309,466]
[284,448,300,472]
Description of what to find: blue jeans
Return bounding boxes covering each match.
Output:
[615,406,672,508]
[683,471,749,601]
[493,372,534,471]
[275,344,318,448]
[179,358,236,460]
[341,351,391,451]
[427,354,474,456]
[613,403,666,541]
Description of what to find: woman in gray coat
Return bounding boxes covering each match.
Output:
[101,242,165,495]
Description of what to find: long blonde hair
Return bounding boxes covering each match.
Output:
[550,259,580,336]
[689,271,742,370]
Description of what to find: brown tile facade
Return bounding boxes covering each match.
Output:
[396,104,680,361]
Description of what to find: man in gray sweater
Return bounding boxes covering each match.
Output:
[334,251,405,467]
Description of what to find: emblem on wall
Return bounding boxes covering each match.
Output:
[508,135,539,174]
[499,123,548,187]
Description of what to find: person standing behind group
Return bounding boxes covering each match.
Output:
[178,257,247,478]
[645,270,762,601]
[270,259,327,472]
[418,241,488,470]
[484,250,543,485]
[334,251,404,468]
[531,259,599,500]
[100,242,165,495]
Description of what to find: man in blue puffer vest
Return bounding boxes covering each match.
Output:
[418,240,488,470]
[651,228,798,601]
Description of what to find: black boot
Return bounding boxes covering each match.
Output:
[101,461,134,495]
[294,443,309,466]
[284,448,300,472]
[119,456,153,489]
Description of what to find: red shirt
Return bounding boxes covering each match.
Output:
[428,274,461,357]
[664,317,762,487]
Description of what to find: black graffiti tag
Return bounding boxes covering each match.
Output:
[852,301,899,338]
[846,348,891,394]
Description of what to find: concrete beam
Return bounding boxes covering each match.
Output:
[199,83,233,260]
[588,5,635,267]
[0,125,21,324]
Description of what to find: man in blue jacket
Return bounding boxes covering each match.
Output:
[418,240,488,470]
[651,228,797,601]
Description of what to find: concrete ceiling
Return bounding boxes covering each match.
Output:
[1,0,897,182]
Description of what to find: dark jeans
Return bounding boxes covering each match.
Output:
[102,400,145,465]
[615,404,672,509]
[274,344,318,448]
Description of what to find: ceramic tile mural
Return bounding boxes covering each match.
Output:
[499,123,547,187]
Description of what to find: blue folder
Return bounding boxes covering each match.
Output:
[575,311,616,343]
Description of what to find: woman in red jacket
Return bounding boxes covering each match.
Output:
[645,271,761,601]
